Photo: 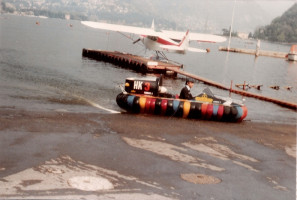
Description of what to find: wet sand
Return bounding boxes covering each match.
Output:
[0,104,296,199]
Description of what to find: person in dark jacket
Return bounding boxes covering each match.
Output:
[179,79,194,100]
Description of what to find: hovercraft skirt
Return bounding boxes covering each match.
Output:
[116,93,247,122]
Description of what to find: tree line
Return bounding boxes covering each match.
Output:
[253,3,297,43]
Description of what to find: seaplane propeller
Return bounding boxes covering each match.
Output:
[133,38,141,44]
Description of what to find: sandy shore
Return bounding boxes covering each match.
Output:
[0,106,295,199]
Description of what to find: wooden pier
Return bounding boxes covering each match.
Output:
[82,48,297,110]
[82,48,181,75]
[219,46,288,58]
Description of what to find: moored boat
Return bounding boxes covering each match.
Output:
[116,77,248,122]
[288,45,297,61]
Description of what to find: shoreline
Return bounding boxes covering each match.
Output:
[1,107,295,152]
[0,106,295,199]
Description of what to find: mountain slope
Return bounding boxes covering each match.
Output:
[253,3,297,43]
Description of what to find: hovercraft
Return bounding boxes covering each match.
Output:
[116,77,247,122]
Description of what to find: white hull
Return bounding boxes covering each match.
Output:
[288,53,297,61]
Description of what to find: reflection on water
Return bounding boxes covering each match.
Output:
[0,14,296,123]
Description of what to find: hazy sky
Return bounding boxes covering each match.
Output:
[207,0,296,32]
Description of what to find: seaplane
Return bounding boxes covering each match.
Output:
[81,20,226,57]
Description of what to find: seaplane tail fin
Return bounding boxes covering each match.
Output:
[151,19,155,30]
[187,47,207,53]
[178,30,190,49]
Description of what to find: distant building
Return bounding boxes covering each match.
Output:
[237,32,249,39]
[65,14,70,20]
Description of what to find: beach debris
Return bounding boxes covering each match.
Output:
[235,82,250,90]
[235,84,291,91]
[236,82,263,90]
[285,145,296,158]
[250,85,263,90]
[1,155,163,197]
[284,86,293,90]
[122,137,224,171]
[266,177,288,191]
[270,85,280,90]
[67,176,114,191]
[180,173,221,184]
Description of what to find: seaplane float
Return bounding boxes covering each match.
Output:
[116,77,248,122]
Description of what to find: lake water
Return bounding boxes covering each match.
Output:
[0,14,296,124]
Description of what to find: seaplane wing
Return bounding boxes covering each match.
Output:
[81,20,225,55]
[161,30,226,43]
[81,21,160,37]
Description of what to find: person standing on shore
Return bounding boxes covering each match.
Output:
[179,79,194,100]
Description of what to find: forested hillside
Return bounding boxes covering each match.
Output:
[253,3,297,43]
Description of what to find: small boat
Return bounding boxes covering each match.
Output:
[116,77,247,122]
[288,45,297,61]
